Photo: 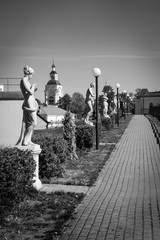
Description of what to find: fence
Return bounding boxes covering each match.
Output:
[0,78,21,92]
[149,106,160,121]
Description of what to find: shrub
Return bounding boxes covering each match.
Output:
[101,116,112,130]
[76,125,94,149]
[0,147,36,215]
[109,112,116,127]
[63,112,78,161]
[32,134,69,179]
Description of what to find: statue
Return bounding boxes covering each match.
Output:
[103,93,110,118]
[16,66,39,147]
[84,82,95,126]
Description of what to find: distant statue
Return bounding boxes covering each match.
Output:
[16,66,39,146]
[103,93,110,118]
[84,82,95,126]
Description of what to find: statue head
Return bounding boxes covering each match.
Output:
[23,66,35,76]
[90,82,95,88]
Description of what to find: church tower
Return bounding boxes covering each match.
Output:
[44,61,63,105]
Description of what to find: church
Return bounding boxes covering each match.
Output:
[44,61,63,105]
[36,61,73,129]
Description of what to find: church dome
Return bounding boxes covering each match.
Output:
[47,79,61,85]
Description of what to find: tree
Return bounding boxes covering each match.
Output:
[70,92,85,119]
[99,94,105,116]
[58,93,72,111]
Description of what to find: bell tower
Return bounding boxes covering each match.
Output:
[44,61,63,105]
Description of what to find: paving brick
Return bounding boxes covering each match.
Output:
[58,116,160,240]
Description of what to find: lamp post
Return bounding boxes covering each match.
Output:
[116,83,120,126]
[92,67,101,150]
[123,90,127,119]
[127,93,129,113]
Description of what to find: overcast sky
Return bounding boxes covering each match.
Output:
[0,0,160,101]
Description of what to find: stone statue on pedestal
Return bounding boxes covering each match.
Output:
[84,82,95,126]
[16,66,39,147]
[103,93,110,118]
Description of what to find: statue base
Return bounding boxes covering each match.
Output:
[15,144,42,190]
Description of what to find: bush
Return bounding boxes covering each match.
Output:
[76,125,94,149]
[101,116,112,130]
[63,112,78,161]
[0,147,36,215]
[32,134,69,179]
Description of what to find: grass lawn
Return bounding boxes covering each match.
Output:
[0,115,132,240]
[50,115,133,186]
[0,190,84,240]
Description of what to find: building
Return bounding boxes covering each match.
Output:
[134,89,160,114]
[36,61,74,128]
[44,61,63,105]
[37,105,68,128]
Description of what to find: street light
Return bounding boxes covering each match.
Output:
[92,67,101,150]
[127,93,129,113]
[123,90,127,119]
[116,83,120,126]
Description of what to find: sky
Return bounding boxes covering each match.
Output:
[0,0,160,102]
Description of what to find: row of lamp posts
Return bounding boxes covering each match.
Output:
[92,68,121,150]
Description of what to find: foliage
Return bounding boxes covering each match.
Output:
[99,94,105,116]
[0,189,84,239]
[109,112,116,127]
[120,92,127,102]
[135,88,141,95]
[76,125,94,149]
[32,134,69,179]
[63,111,78,161]
[102,85,115,104]
[58,93,72,111]
[0,147,36,215]
[101,116,112,130]
[70,92,86,118]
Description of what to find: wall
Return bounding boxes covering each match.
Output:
[135,96,160,114]
[47,115,63,127]
[0,100,23,146]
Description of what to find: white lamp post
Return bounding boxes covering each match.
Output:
[116,83,120,126]
[92,68,101,150]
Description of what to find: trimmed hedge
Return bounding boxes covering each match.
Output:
[76,125,94,149]
[32,134,69,179]
[101,116,112,130]
[0,147,36,215]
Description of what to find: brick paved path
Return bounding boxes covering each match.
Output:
[61,115,160,240]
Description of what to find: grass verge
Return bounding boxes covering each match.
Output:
[0,189,84,240]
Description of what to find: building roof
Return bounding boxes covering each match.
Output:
[39,105,67,116]
[136,88,148,97]
[0,91,24,100]
[47,79,61,86]
[136,89,160,98]
[146,91,160,97]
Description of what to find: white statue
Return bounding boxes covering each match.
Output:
[103,93,110,118]
[16,66,39,146]
[84,82,95,126]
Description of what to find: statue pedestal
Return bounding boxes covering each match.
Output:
[15,144,42,190]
